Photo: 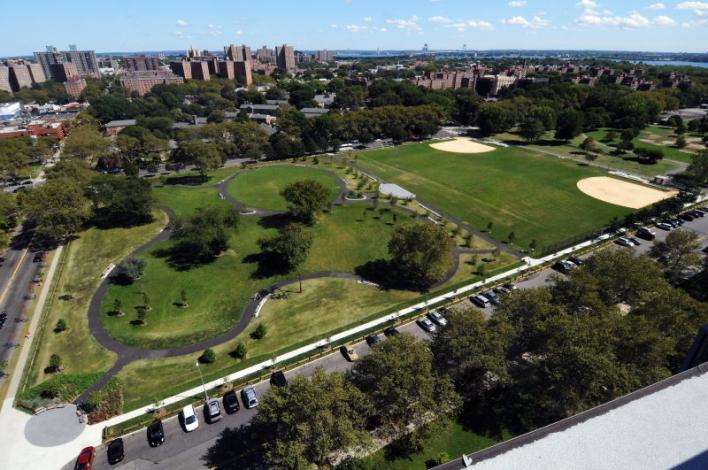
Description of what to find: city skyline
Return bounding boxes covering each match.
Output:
[1,0,708,57]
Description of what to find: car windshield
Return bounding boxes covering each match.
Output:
[185,415,196,424]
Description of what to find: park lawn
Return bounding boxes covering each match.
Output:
[153,185,231,218]
[359,420,500,469]
[100,205,412,350]
[116,277,417,410]
[357,142,632,254]
[159,165,240,187]
[227,165,342,211]
[588,127,698,164]
[22,211,168,398]
[444,251,521,287]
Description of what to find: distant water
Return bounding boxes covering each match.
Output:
[612,59,708,68]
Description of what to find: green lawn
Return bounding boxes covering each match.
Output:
[154,185,231,218]
[116,277,417,410]
[357,142,633,254]
[227,165,342,211]
[360,420,499,469]
[587,127,700,164]
[100,205,412,350]
[22,211,168,399]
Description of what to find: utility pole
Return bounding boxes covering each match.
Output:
[195,361,208,401]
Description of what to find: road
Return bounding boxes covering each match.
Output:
[70,209,708,469]
[82,323,430,470]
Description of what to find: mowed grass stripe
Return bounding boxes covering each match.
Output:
[358,143,632,250]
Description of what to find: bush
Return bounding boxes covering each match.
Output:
[199,348,216,364]
[84,379,124,424]
[251,324,268,340]
[635,147,664,164]
[112,257,147,284]
[230,343,247,359]
[54,318,67,333]
[46,354,62,373]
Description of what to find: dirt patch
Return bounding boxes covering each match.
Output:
[577,176,677,209]
[430,137,496,154]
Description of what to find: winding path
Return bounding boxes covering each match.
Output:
[77,163,506,404]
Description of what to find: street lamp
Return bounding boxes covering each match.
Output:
[195,361,209,401]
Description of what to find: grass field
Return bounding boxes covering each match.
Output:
[360,420,500,469]
[357,142,633,253]
[115,277,417,410]
[21,211,168,399]
[101,204,411,349]
[227,165,342,211]
[153,185,231,218]
[587,126,701,164]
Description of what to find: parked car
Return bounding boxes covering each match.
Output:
[484,291,501,306]
[366,334,384,347]
[181,405,199,432]
[147,420,165,446]
[383,326,401,337]
[222,390,240,414]
[270,371,288,387]
[672,218,685,226]
[494,285,511,296]
[241,385,259,409]
[417,317,436,333]
[552,260,575,273]
[107,438,124,465]
[636,227,656,240]
[568,255,585,266]
[205,398,222,423]
[428,310,447,327]
[74,446,95,470]
[470,294,491,308]
[679,213,695,222]
[627,237,641,246]
[656,222,673,231]
[690,210,704,218]
[340,344,359,362]
[614,237,633,247]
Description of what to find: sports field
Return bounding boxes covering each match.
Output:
[227,165,341,211]
[357,142,635,252]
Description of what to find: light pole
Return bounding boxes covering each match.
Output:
[195,361,209,401]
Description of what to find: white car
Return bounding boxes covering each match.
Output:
[417,317,437,333]
[614,237,633,247]
[428,310,447,327]
[181,405,199,432]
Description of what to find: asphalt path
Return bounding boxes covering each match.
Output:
[82,322,430,470]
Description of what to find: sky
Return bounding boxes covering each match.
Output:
[1,0,708,57]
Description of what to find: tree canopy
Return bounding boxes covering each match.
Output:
[387,221,453,290]
[280,179,330,225]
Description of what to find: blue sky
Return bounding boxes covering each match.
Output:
[1,0,708,56]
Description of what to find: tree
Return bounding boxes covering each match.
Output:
[350,335,461,452]
[47,353,63,373]
[580,136,600,154]
[199,348,216,364]
[142,292,151,311]
[555,110,585,141]
[250,367,373,468]
[171,140,222,177]
[258,223,313,272]
[87,175,154,227]
[280,180,330,225]
[676,135,687,149]
[54,318,67,333]
[170,206,240,265]
[113,298,123,315]
[231,342,247,359]
[180,289,188,308]
[388,222,453,290]
[20,179,91,244]
[62,125,109,162]
[686,150,708,185]
[477,104,514,136]
[112,257,147,284]
[650,228,702,282]
[251,323,268,340]
[508,231,516,244]
[486,221,493,232]
[518,118,545,143]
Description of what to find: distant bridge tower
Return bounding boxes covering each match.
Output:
[422,43,429,52]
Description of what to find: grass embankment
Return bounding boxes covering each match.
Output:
[20,211,168,403]
[227,165,342,211]
[358,141,632,253]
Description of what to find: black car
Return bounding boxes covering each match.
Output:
[568,256,585,266]
[147,420,165,447]
[270,370,288,387]
[679,213,695,222]
[107,438,124,465]
[223,390,240,414]
[383,326,401,337]
[366,334,383,346]
[636,227,655,241]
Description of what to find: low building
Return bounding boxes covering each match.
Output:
[63,77,87,99]
[300,107,329,119]
[120,71,184,96]
[239,103,280,116]
[0,102,22,120]
[104,119,137,136]
[0,120,65,140]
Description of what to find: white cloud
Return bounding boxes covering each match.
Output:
[509,0,527,6]
[385,16,421,30]
[676,1,708,16]
[648,2,665,10]
[503,15,549,28]
[207,24,222,29]
[173,30,191,39]
[445,20,494,31]
[363,16,373,22]
[235,30,243,36]
[343,24,368,32]
[575,12,679,27]
[176,19,188,27]
[577,0,597,8]
[428,15,452,23]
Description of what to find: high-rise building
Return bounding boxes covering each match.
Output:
[169,61,192,80]
[9,64,33,91]
[234,60,252,85]
[120,71,184,96]
[317,49,334,62]
[224,44,251,62]
[256,46,274,63]
[124,56,161,72]
[0,66,11,93]
[189,61,210,80]
[186,47,200,59]
[34,46,99,80]
[27,63,46,84]
[275,44,296,74]
[49,63,79,82]
[64,77,87,99]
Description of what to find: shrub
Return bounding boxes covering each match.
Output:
[230,343,247,359]
[112,258,147,284]
[251,324,268,340]
[54,319,67,333]
[200,348,216,364]
[47,354,62,373]
[84,379,123,423]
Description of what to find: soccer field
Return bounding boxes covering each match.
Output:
[357,142,634,253]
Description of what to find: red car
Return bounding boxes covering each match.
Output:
[74,446,95,470]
